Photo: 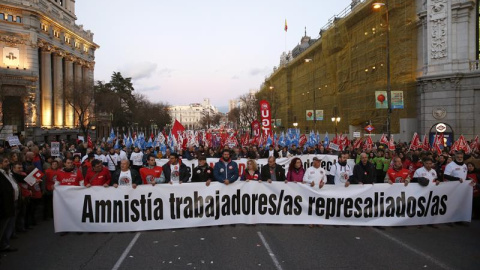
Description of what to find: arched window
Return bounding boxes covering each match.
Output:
[7,15,13,22]
[15,16,21,23]
[0,13,5,20]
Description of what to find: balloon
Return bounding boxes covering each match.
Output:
[377,94,385,104]
[307,112,313,117]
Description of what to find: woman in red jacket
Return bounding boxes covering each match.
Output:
[286,157,305,183]
[241,159,261,181]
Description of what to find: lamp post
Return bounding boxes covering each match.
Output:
[373,1,391,139]
[331,117,341,134]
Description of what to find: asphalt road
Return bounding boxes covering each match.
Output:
[1,220,479,270]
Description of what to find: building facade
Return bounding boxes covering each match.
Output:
[259,0,480,142]
[260,0,418,142]
[0,0,98,142]
[170,98,218,129]
[416,0,480,139]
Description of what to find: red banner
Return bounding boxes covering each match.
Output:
[251,120,261,139]
[259,100,273,140]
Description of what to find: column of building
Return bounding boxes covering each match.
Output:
[64,56,75,127]
[41,48,52,127]
[73,61,83,126]
[53,52,64,127]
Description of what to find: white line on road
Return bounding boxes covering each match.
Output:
[372,228,453,270]
[112,232,141,270]
[257,231,283,270]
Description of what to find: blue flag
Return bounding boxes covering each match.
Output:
[324,132,329,148]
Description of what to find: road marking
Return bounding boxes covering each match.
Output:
[112,232,141,270]
[257,231,283,270]
[372,228,453,270]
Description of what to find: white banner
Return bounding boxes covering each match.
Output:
[156,155,350,180]
[53,181,472,232]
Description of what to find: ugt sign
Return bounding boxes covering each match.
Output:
[259,100,273,140]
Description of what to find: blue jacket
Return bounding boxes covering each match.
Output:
[213,159,239,183]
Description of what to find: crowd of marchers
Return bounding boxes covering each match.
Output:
[0,138,479,254]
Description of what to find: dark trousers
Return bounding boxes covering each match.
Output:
[16,197,27,231]
[43,193,53,219]
[1,201,17,250]
[376,169,385,183]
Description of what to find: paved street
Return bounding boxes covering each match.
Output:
[1,219,479,270]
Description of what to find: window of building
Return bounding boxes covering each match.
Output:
[83,45,89,53]
[41,24,48,32]
[75,41,80,49]
[7,15,13,22]
[0,13,4,20]
[15,16,21,23]
[64,35,71,44]
[53,30,60,38]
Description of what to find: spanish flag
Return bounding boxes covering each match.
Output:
[284,19,288,32]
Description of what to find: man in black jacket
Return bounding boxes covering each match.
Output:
[112,159,142,188]
[191,155,213,184]
[160,153,190,184]
[262,145,280,159]
[349,153,376,185]
[0,155,19,252]
[260,156,285,183]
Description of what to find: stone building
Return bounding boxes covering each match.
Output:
[0,0,98,142]
[416,0,480,140]
[170,98,218,129]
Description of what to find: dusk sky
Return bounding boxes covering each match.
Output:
[76,0,352,112]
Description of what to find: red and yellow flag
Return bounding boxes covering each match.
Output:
[284,19,288,32]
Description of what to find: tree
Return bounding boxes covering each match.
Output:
[227,107,240,129]
[199,112,222,129]
[64,79,95,138]
[237,93,258,129]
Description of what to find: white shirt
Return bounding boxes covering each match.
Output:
[303,166,326,185]
[119,150,128,161]
[413,167,438,182]
[444,161,468,180]
[130,152,144,166]
[106,153,119,171]
[269,150,275,157]
[95,154,106,163]
[170,164,180,183]
[329,163,353,185]
[0,169,19,201]
[118,170,132,186]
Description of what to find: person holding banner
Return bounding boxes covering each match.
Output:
[56,157,84,186]
[43,160,59,220]
[260,157,285,183]
[240,159,261,181]
[84,160,111,188]
[286,157,305,183]
[444,151,468,183]
[193,155,214,184]
[303,157,326,188]
[412,157,438,186]
[328,152,353,187]
[160,153,190,184]
[139,154,164,185]
[112,160,142,188]
[213,149,239,185]
[386,157,411,186]
[351,153,376,185]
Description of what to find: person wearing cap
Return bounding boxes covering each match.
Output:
[260,156,285,183]
[303,157,326,188]
[192,155,214,185]
[412,157,437,186]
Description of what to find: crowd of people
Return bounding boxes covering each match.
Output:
[0,137,479,254]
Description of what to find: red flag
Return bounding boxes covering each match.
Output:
[87,134,93,148]
[432,133,444,154]
[353,138,363,149]
[172,120,185,141]
[421,134,430,151]
[299,134,307,147]
[408,132,421,151]
[388,135,395,151]
[259,100,273,139]
[150,132,154,140]
[470,135,479,152]
[453,135,471,154]
[284,19,288,32]
[379,133,388,145]
[363,136,373,150]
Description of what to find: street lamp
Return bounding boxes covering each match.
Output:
[293,122,298,127]
[373,1,392,139]
[331,117,341,134]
